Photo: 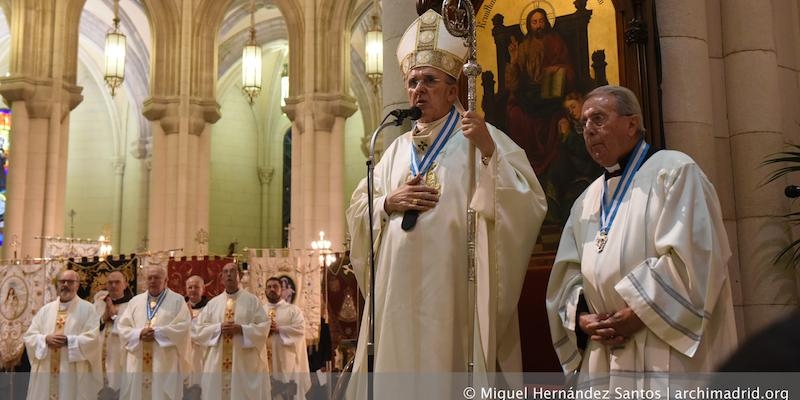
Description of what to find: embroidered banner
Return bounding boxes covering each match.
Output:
[0,261,56,368]
[246,248,320,344]
[166,256,233,298]
[325,253,362,342]
[42,238,103,259]
[66,255,138,300]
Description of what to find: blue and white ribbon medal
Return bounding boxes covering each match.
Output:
[597,139,650,252]
[409,106,459,179]
[146,289,167,327]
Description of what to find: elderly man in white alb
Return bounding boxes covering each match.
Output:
[546,85,737,392]
[192,262,270,399]
[117,265,193,400]
[264,277,311,399]
[346,8,546,398]
[185,274,209,394]
[93,270,132,394]
[24,269,102,400]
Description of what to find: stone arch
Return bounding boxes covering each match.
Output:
[139,0,181,96]
[62,0,88,84]
[218,18,288,78]
[270,0,304,96]
[316,0,360,93]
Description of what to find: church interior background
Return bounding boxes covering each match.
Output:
[0,0,798,375]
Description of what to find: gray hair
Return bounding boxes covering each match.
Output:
[144,265,167,278]
[585,85,646,135]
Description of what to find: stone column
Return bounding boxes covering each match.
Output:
[111,158,126,252]
[258,166,275,246]
[655,0,717,180]
[0,0,85,258]
[721,0,798,334]
[285,94,357,253]
[143,98,219,255]
[0,79,82,258]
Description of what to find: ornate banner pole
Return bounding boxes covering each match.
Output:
[441,0,481,386]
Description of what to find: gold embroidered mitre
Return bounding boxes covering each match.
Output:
[396,9,469,79]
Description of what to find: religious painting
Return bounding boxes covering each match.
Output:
[279,274,297,304]
[475,0,620,250]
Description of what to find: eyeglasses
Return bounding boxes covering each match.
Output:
[580,112,633,129]
[405,75,449,90]
[58,279,78,285]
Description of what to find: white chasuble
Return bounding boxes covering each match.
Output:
[117,289,192,400]
[192,290,270,400]
[346,119,546,398]
[93,293,130,391]
[264,300,311,400]
[24,298,103,400]
[547,151,738,391]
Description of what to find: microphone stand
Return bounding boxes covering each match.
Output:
[365,113,404,400]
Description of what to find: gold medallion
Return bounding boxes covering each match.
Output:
[423,162,441,191]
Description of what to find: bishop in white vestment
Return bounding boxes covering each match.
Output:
[546,86,737,392]
[263,277,311,400]
[346,9,546,387]
[117,266,193,400]
[24,269,103,400]
[192,263,270,399]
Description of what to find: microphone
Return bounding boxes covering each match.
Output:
[389,106,422,125]
[785,185,800,198]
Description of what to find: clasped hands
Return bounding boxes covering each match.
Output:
[139,327,156,342]
[578,307,644,347]
[103,297,117,323]
[221,322,243,337]
[45,334,68,349]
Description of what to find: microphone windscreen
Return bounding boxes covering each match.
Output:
[408,106,422,121]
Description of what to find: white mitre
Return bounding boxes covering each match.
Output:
[396,9,469,79]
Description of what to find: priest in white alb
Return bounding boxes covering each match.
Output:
[263,276,311,400]
[93,270,133,394]
[24,269,103,400]
[117,265,193,400]
[185,274,209,394]
[546,85,738,391]
[192,262,270,399]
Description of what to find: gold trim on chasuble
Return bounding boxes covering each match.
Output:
[222,297,236,398]
[49,308,69,400]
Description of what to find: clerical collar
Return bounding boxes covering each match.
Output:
[186,296,209,309]
[111,292,133,305]
[225,289,240,298]
[148,290,165,299]
[412,112,450,154]
[604,143,658,180]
